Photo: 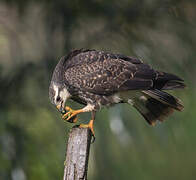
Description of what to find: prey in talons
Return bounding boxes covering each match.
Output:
[62,107,83,122]
[57,105,78,123]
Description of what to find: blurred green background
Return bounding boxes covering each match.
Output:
[0,0,196,179]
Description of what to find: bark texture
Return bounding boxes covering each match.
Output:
[63,127,92,180]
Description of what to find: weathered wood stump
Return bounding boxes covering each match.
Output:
[63,127,92,180]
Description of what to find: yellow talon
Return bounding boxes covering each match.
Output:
[79,119,95,142]
[59,105,96,142]
[62,107,84,122]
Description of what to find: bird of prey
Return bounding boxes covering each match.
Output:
[49,49,185,138]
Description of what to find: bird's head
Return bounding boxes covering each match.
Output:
[49,82,71,114]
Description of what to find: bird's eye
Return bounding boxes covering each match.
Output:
[56,96,61,102]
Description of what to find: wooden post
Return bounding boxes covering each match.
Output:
[63,126,92,180]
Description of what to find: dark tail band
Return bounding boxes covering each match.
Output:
[133,90,184,125]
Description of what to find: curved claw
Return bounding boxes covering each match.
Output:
[67,109,83,121]
[60,106,76,123]
[62,107,84,123]
[62,112,77,123]
[79,119,95,143]
[62,111,72,119]
[91,135,96,144]
[66,113,78,121]
[67,116,78,123]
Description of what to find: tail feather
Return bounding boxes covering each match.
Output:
[143,90,184,111]
[132,90,184,125]
[161,80,186,90]
[153,71,185,90]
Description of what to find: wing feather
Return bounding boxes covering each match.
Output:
[64,51,156,95]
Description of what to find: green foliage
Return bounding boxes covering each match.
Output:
[0,0,196,179]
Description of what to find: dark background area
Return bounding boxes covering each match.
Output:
[0,0,196,179]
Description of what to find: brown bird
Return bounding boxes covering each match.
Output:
[49,49,185,138]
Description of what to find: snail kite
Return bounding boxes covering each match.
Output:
[49,49,185,137]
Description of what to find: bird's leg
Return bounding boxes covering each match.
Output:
[62,106,87,122]
[79,111,96,143]
[56,105,78,123]
[61,106,81,123]
[62,104,95,122]
[62,104,96,142]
